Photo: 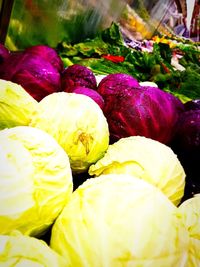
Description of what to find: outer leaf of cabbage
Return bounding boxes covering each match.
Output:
[179,194,200,267]
[89,136,185,205]
[0,79,38,130]
[0,231,68,266]
[30,92,109,173]
[50,174,189,267]
[0,126,73,236]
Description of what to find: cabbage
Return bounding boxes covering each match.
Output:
[61,64,97,92]
[0,50,61,101]
[173,109,200,153]
[97,73,139,96]
[0,126,73,236]
[50,174,189,267]
[73,86,104,109]
[184,99,200,111]
[89,136,185,205]
[179,194,200,267]
[170,109,200,189]
[30,92,109,173]
[0,79,39,130]
[0,51,23,80]
[24,45,64,72]
[97,80,184,144]
[0,231,68,266]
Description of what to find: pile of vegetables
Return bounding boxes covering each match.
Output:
[0,30,199,266]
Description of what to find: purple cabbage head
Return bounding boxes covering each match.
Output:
[61,64,97,92]
[98,82,184,144]
[0,49,61,101]
[97,73,139,96]
[173,109,200,153]
[24,45,64,72]
[184,99,200,111]
[72,86,104,109]
[0,51,23,79]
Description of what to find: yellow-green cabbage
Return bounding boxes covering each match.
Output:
[0,231,68,266]
[0,126,73,236]
[179,194,200,267]
[0,79,38,130]
[89,136,185,205]
[30,92,109,173]
[50,174,189,267]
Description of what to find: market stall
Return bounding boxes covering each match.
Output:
[0,0,200,266]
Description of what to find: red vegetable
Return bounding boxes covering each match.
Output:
[97,73,139,97]
[72,86,104,109]
[0,49,61,101]
[98,77,184,144]
[173,109,200,153]
[184,99,200,111]
[101,54,125,63]
[24,45,64,72]
[170,109,200,192]
[13,56,61,101]
[61,64,97,92]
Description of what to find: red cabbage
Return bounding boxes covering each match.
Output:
[97,73,140,97]
[184,99,200,111]
[72,86,104,109]
[98,83,184,144]
[170,109,200,193]
[24,45,64,72]
[0,52,23,80]
[0,50,61,101]
[61,64,97,92]
[173,109,200,153]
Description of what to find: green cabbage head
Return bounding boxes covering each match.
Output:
[30,92,109,173]
[89,136,185,205]
[0,231,68,266]
[0,126,73,236]
[0,79,38,130]
[50,174,189,267]
[179,194,200,267]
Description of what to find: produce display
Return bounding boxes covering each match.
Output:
[0,19,199,267]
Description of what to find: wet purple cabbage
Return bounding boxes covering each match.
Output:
[97,73,140,97]
[24,45,64,72]
[0,46,62,101]
[98,80,184,144]
[61,64,97,92]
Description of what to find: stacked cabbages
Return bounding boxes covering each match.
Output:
[0,44,199,266]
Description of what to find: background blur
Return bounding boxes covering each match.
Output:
[0,0,199,50]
